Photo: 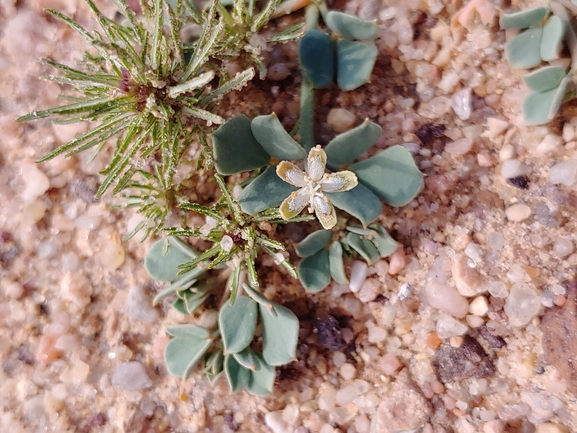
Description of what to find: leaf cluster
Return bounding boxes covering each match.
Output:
[501,3,577,125]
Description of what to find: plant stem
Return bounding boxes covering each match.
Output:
[299,76,315,151]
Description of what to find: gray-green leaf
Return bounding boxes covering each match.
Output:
[499,7,548,30]
[325,119,382,168]
[329,241,348,284]
[350,145,423,207]
[219,295,258,354]
[224,354,250,392]
[346,232,380,265]
[298,249,331,292]
[239,166,297,215]
[299,30,335,89]
[336,40,377,91]
[504,27,543,69]
[295,230,332,258]
[260,302,299,366]
[325,11,377,40]
[145,238,196,282]
[540,15,566,62]
[327,183,382,226]
[251,113,307,160]
[523,65,566,92]
[247,353,276,396]
[164,324,212,379]
[212,114,270,174]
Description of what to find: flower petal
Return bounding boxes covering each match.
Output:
[313,195,337,229]
[279,188,310,219]
[307,146,327,182]
[320,171,358,193]
[276,161,307,188]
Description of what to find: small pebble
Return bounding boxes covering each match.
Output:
[37,334,63,364]
[380,353,402,375]
[451,88,473,120]
[436,314,468,339]
[485,118,509,139]
[388,247,406,275]
[111,361,152,391]
[504,282,541,327]
[552,237,574,259]
[264,410,289,433]
[327,108,357,133]
[127,285,159,323]
[101,242,125,271]
[506,176,529,189]
[466,314,485,328]
[553,295,566,307]
[548,160,577,186]
[349,261,368,292]
[340,363,356,381]
[536,133,563,154]
[535,423,569,433]
[22,162,50,202]
[469,296,489,316]
[505,204,532,222]
[501,159,531,179]
[445,138,473,155]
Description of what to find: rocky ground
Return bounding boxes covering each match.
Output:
[2,0,577,432]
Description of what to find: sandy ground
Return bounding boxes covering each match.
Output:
[2,0,577,432]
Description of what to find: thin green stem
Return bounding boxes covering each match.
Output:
[299,76,315,151]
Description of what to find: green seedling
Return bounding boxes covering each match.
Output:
[296,225,398,292]
[501,2,577,125]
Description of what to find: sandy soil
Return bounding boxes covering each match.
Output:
[2,0,577,432]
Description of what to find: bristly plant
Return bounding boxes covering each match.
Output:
[501,1,577,125]
[20,0,424,396]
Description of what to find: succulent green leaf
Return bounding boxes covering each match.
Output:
[325,119,382,168]
[327,183,382,226]
[523,65,567,92]
[164,325,212,379]
[540,15,567,62]
[325,11,377,40]
[370,225,399,258]
[346,232,380,265]
[212,115,270,174]
[247,353,276,396]
[350,145,423,207]
[239,166,297,215]
[329,241,348,284]
[233,346,259,370]
[336,39,377,91]
[522,88,557,125]
[251,113,307,160]
[166,323,210,339]
[242,283,278,316]
[298,249,331,292]
[504,27,543,69]
[219,295,258,354]
[548,75,571,119]
[260,302,299,366]
[295,230,332,258]
[145,238,197,282]
[499,7,548,30]
[224,354,250,393]
[299,30,335,89]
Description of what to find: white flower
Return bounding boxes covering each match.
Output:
[276,145,358,229]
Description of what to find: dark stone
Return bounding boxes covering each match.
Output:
[433,335,495,383]
[223,412,239,432]
[507,176,529,189]
[478,325,507,349]
[314,315,345,351]
[416,123,446,145]
[541,281,577,395]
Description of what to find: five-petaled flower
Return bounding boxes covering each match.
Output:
[276,145,358,229]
